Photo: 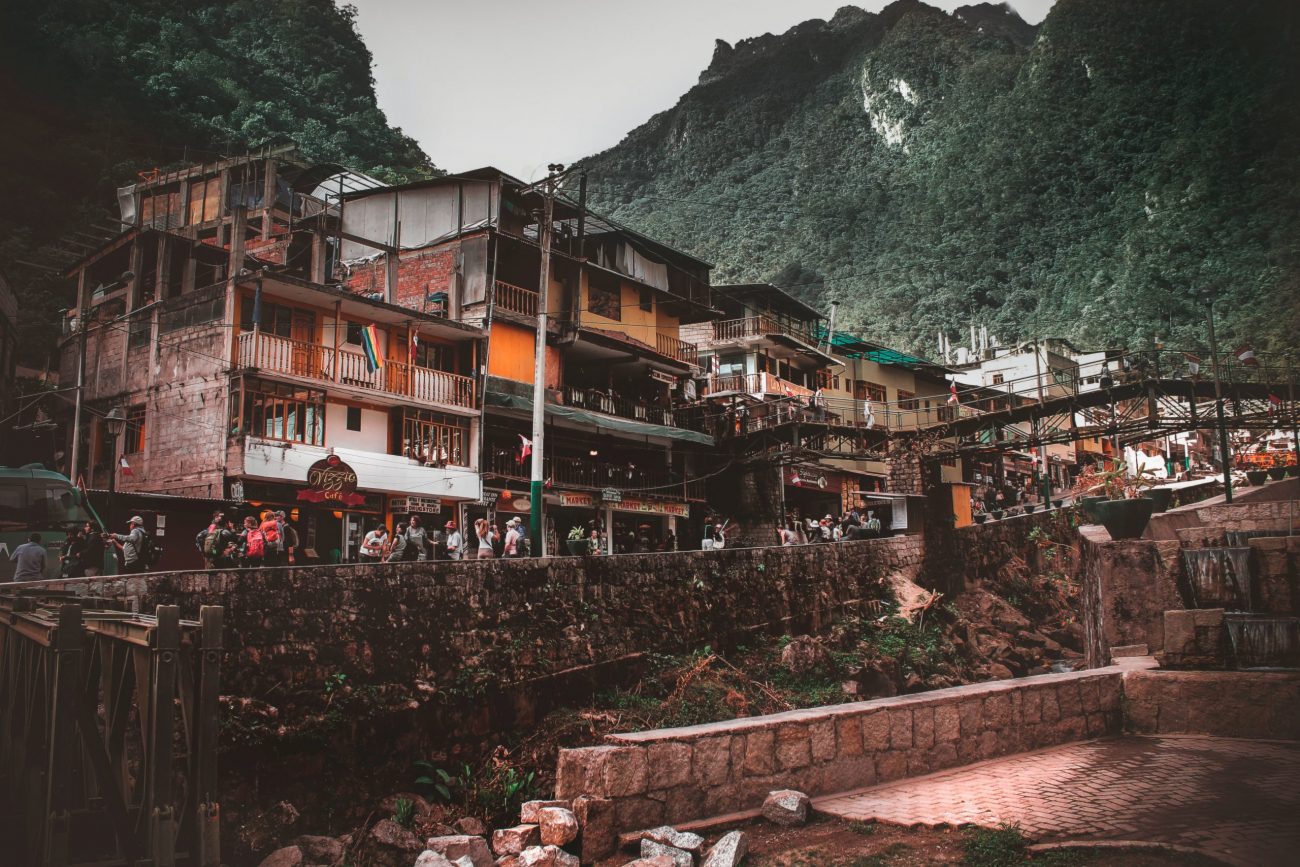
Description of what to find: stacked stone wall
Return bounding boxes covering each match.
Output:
[1123,669,1300,739]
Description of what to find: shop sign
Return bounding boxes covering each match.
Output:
[788,469,828,489]
[298,455,364,505]
[649,369,677,385]
[559,491,597,508]
[601,487,623,504]
[508,496,532,512]
[391,496,442,515]
[613,499,690,518]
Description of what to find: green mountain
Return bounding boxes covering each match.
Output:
[578,0,1300,357]
[0,0,434,366]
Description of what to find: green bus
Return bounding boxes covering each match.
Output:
[0,464,107,582]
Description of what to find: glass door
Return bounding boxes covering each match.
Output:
[342,512,366,561]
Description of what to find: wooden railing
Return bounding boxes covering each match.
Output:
[238,331,475,409]
[484,448,706,501]
[495,280,539,317]
[708,316,818,346]
[702,371,814,400]
[562,384,682,428]
[656,332,700,367]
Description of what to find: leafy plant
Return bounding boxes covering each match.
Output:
[392,797,416,829]
[963,822,1027,867]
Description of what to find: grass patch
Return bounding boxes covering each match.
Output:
[963,823,1027,866]
[849,820,878,836]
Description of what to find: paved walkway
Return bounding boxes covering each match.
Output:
[814,735,1300,867]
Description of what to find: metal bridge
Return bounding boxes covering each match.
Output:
[0,592,222,866]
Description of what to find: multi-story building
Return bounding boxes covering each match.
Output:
[0,270,15,422]
[336,169,720,553]
[59,151,485,567]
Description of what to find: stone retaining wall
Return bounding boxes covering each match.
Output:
[1123,669,1300,739]
[1079,527,1183,668]
[554,664,1131,831]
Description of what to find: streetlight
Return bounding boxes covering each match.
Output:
[103,405,128,530]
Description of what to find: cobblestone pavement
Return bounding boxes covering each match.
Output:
[813,735,1300,867]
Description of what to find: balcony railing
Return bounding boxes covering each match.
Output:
[494,280,539,317]
[707,315,818,347]
[484,448,706,501]
[656,333,700,367]
[562,384,681,428]
[237,331,475,409]
[702,371,814,400]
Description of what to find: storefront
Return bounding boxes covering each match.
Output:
[544,489,688,555]
[233,473,386,564]
[783,464,845,524]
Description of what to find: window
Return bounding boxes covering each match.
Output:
[587,270,621,321]
[638,288,653,312]
[124,406,146,454]
[854,380,886,403]
[398,409,469,467]
[0,483,24,527]
[717,355,746,377]
[127,309,152,350]
[346,321,364,345]
[239,380,325,445]
[898,390,918,411]
[414,340,454,373]
[239,298,314,340]
[346,406,362,431]
[992,373,1005,385]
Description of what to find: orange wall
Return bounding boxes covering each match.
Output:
[489,321,560,387]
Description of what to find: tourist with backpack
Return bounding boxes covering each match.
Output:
[106,516,152,574]
[197,512,226,569]
[258,510,283,567]
[240,516,266,568]
[276,511,299,565]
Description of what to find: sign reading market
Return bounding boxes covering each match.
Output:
[298,454,365,506]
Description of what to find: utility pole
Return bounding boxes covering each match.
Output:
[70,272,133,483]
[528,165,567,555]
[1031,336,1050,502]
[1205,293,1233,503]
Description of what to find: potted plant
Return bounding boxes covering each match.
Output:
[566,526,588,556]
[973,513,988,524]
[990,508,1005,520]
[1267,465,1287,481]
[1245,468,1268,486]
[1287,464,1299,478]
[1024,503,1037,514]
[1075,460,1159,539]
[1144,487,1173,513]
[1052,498,1065,509]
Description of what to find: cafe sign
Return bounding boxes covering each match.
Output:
[298,455,364,506]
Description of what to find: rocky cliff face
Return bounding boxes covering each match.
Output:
[579,0,1300,355]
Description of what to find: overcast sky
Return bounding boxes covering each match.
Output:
[349,0,1056,180]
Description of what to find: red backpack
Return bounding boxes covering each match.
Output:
[246,529,266,559]
[259,519,280,544]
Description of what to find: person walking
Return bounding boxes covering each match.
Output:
[257,510,283,567]
[503,517,525,558]
[198,512,227,569]
[359,524,387,563]
[9,533,47,581]
[444,521,463,560]
[210,518,239,568]
[277,511,299,565]
[474,518,495,559]
[780,523,798,546]
[386,522,408,562]
[240,516,266,568]
[81,521,106,576]
[405,515,429,561]
[107,516,150,574]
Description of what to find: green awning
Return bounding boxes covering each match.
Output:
[486,391,715,446]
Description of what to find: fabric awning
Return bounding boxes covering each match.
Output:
[486,391,715,446]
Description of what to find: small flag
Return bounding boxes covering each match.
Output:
[518,434,532,462]
[1184,352,1201,376]
[1268,393,1283,415]
[948,381,959,404]
[359,324,384,372]
[1235,344,1258,367]
[119,456,133,478]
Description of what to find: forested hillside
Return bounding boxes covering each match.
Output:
[0,0,434,365]
[579,0,1300,356]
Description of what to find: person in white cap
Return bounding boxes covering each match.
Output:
[504,517,525,559]
[106,516,150,574]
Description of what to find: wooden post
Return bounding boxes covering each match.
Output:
[332,300,342,382]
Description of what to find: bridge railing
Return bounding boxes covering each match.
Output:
[0,593,222,867]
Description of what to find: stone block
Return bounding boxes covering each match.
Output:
[875,750,908,782]
[556,746,614,799]
[693,737,731,787]
[957,699,982,737]
[425,835,493,867]
[818,755,875,793]
[928,742,959,770]
[614,797,664,834]
[520,801,570,824]
[642,826,704,856]
[646,742,692,790]
[492,826,540,857]
[775,726,812,771]
[912,706,935,749]
[809,720,837,763]
[701,830,748,867]
[623,856,676,867]
[536,808,578,848]
[640,840,691,867]
[572,795,615,864]
[861,711,891,751]
[516,846,579,867]
[743,729,775,776]
[836,716,864,756]
[888,709,913,750]
[1056,682,1083,718]
[761,789,810,826]
[983,693,1011,729]
[1022,689,1042,724]
[1041,688,1060,723]
[603,748,650,798]
[257,846,304,867]
[933,704,960,743]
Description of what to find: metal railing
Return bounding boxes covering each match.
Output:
[0,595,222,866]
[237,331,475,408]
[562,384,682,428]
[494,280,539,317]
[484,448,707,501]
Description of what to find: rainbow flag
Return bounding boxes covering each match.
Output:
[360,324,383,372]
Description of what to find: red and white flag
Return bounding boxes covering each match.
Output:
[1268,393,1283,414]
[119,456,133,478]
[518,434,532,462]
[1234,344,1258,367]
[948,381,959,404]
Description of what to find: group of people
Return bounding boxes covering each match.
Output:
[780,507,882,545]
[360,514,532,563]
[195,510,299,569]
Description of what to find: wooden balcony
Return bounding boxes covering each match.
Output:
[707,315,817,347]
[484,448,707,502]
[237,331,475,409]
[494,280,539,317]
[656,332,700,368]
[702,371,814,400]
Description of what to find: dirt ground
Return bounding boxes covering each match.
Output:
[598,817,1228,867]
